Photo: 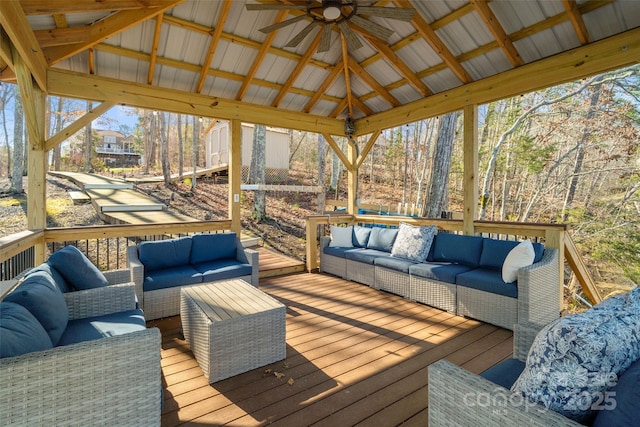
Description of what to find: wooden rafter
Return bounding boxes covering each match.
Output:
[271,30,324,108]
[236,9,288,101]
[20,0,176,15]
[356,129,382,169]
[45,101,116,151]
[470,0,524,67]
[304,62,345,113]
[196,0,231,94]
[41,0,182,65]
[341,35,354,118]
[0,1,48,91]
[148,14,163,85]
[563,0,591,44]
[393,0,472,85]
[321,133,352,170]
[347,56,399,107]
[88,47,95,75]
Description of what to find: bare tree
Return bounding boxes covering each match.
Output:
[177,113,184,179]
[10,91,24,192]
[84,101,93,172]
[250,124,267,220]
[317,133,326,213]
[159,112,171,185]
[1,84,15,177]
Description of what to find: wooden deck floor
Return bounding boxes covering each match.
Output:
[152,273,513,427]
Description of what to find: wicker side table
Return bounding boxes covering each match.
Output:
[180,279,286,383]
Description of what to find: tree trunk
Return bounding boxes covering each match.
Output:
[10,92,24,193]
[84,101,93,172]
[329,137,343,193]
[423,112,460,218]
[177,113,184,179]
[159,112,171,185]
[1,84,15,177]
[52,97,64,171]
[317,133,326,213]
[192,116,199,191]
[251,124,267,220]
[562,79,603,221]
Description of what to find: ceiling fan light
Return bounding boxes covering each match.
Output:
[323,0,342,20]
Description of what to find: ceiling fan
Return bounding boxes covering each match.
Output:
[246,1,415,53]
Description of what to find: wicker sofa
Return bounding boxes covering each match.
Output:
[127,232,259,320]
[429,292,640,427]
[0,246,162,427]
[320,224,560,329]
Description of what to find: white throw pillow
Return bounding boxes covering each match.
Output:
[501,239,535,283]
[329,225,353,247]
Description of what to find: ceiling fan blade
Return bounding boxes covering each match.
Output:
[350,15,394,41]
[337,21,363,51]
[318,24,333,53]
[357,6,416,21]
[245,3,307,11]
[259,15,307,34]
[285,21,319,48]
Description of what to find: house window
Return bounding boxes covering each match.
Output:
[104,136,117,144]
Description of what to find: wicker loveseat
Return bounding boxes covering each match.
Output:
[127,231,259,320]
[0,246,162,427]
[320,224,560,329]
[429,287,640,427]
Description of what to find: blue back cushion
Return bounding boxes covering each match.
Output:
[29,262,72,293]
[352,226,371,248]
[430,233,484,267]
[139,236,193,272]
[479,239,520,270]
[47,245,109,290]
[366,227,398,252]
[190,232,238,264]
[593,358,640,427]
[4,271,69,346]
[0,302,53,358]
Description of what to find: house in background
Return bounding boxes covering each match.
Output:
[95,129,140,168]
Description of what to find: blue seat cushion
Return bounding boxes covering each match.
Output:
[345,248,391,265]
[593,357,640,426]
[374,256,416,273]
[480,358,526,389]
[4,271,69,346]
[409,262,473,284]
[352,225,371,248]
[429,233,484,267]
[193,259,253,282]
[0,302,53,358]
[143,265,203,292]
[29,262,72,293]
[323,245,360,258]
[58,309,147,346]
[138,236,192,272]
[190,232,238,264]
[366,227,398,252]
[456,268,518,298]
[47,245,109,290]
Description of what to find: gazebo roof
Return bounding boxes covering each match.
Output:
[1,0,639,135]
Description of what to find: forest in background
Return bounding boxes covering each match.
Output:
[0,65,638,297]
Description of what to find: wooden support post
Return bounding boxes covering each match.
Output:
[306,216,319,272]
[463,104,478,236]
[347,139,358,214]
[545,227,566,310]
[228,119,242,234]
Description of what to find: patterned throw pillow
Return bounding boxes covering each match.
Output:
[511,287,640,424]
[390,223,437,262]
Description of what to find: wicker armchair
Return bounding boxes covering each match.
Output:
[428,323,582,427]
[0,282,162,427]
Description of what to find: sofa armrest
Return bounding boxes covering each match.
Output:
[516,248,560,327]
[237,245,259,287]
[103,268,132,285]
[64,283,138,320]
[428,359,581,427]
[126,244,145,309]
[0,328,162,427]
[320,236,331,249]
[513,322,544,361]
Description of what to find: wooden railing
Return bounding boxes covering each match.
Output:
[0,220,233,281]
[304,214,609,305]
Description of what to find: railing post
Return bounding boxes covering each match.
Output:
[545,226,565,310]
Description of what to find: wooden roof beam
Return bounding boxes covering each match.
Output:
[347,56,400,107]
[21,0,175,15]
[236,9,288,101]
[563,0,591,44]
[470,0,524,67]
[196,0,231,94]
[46,101,116,151]
[341,35,354,118]
[304,62,344,113]
[0,1,48,91]
[42,0,182,65]
[147,14,163,85]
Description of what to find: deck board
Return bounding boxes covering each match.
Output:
[155,273,513,427]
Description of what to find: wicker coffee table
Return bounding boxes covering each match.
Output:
[180,279,286,383]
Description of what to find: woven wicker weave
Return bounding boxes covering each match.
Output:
[374,265,411,298]
[180,279,286,383]
[409,275,456,313]
[319,236,347,278]
[127,241,259,320]
[428,322,581,426]
[345,259,375,286]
